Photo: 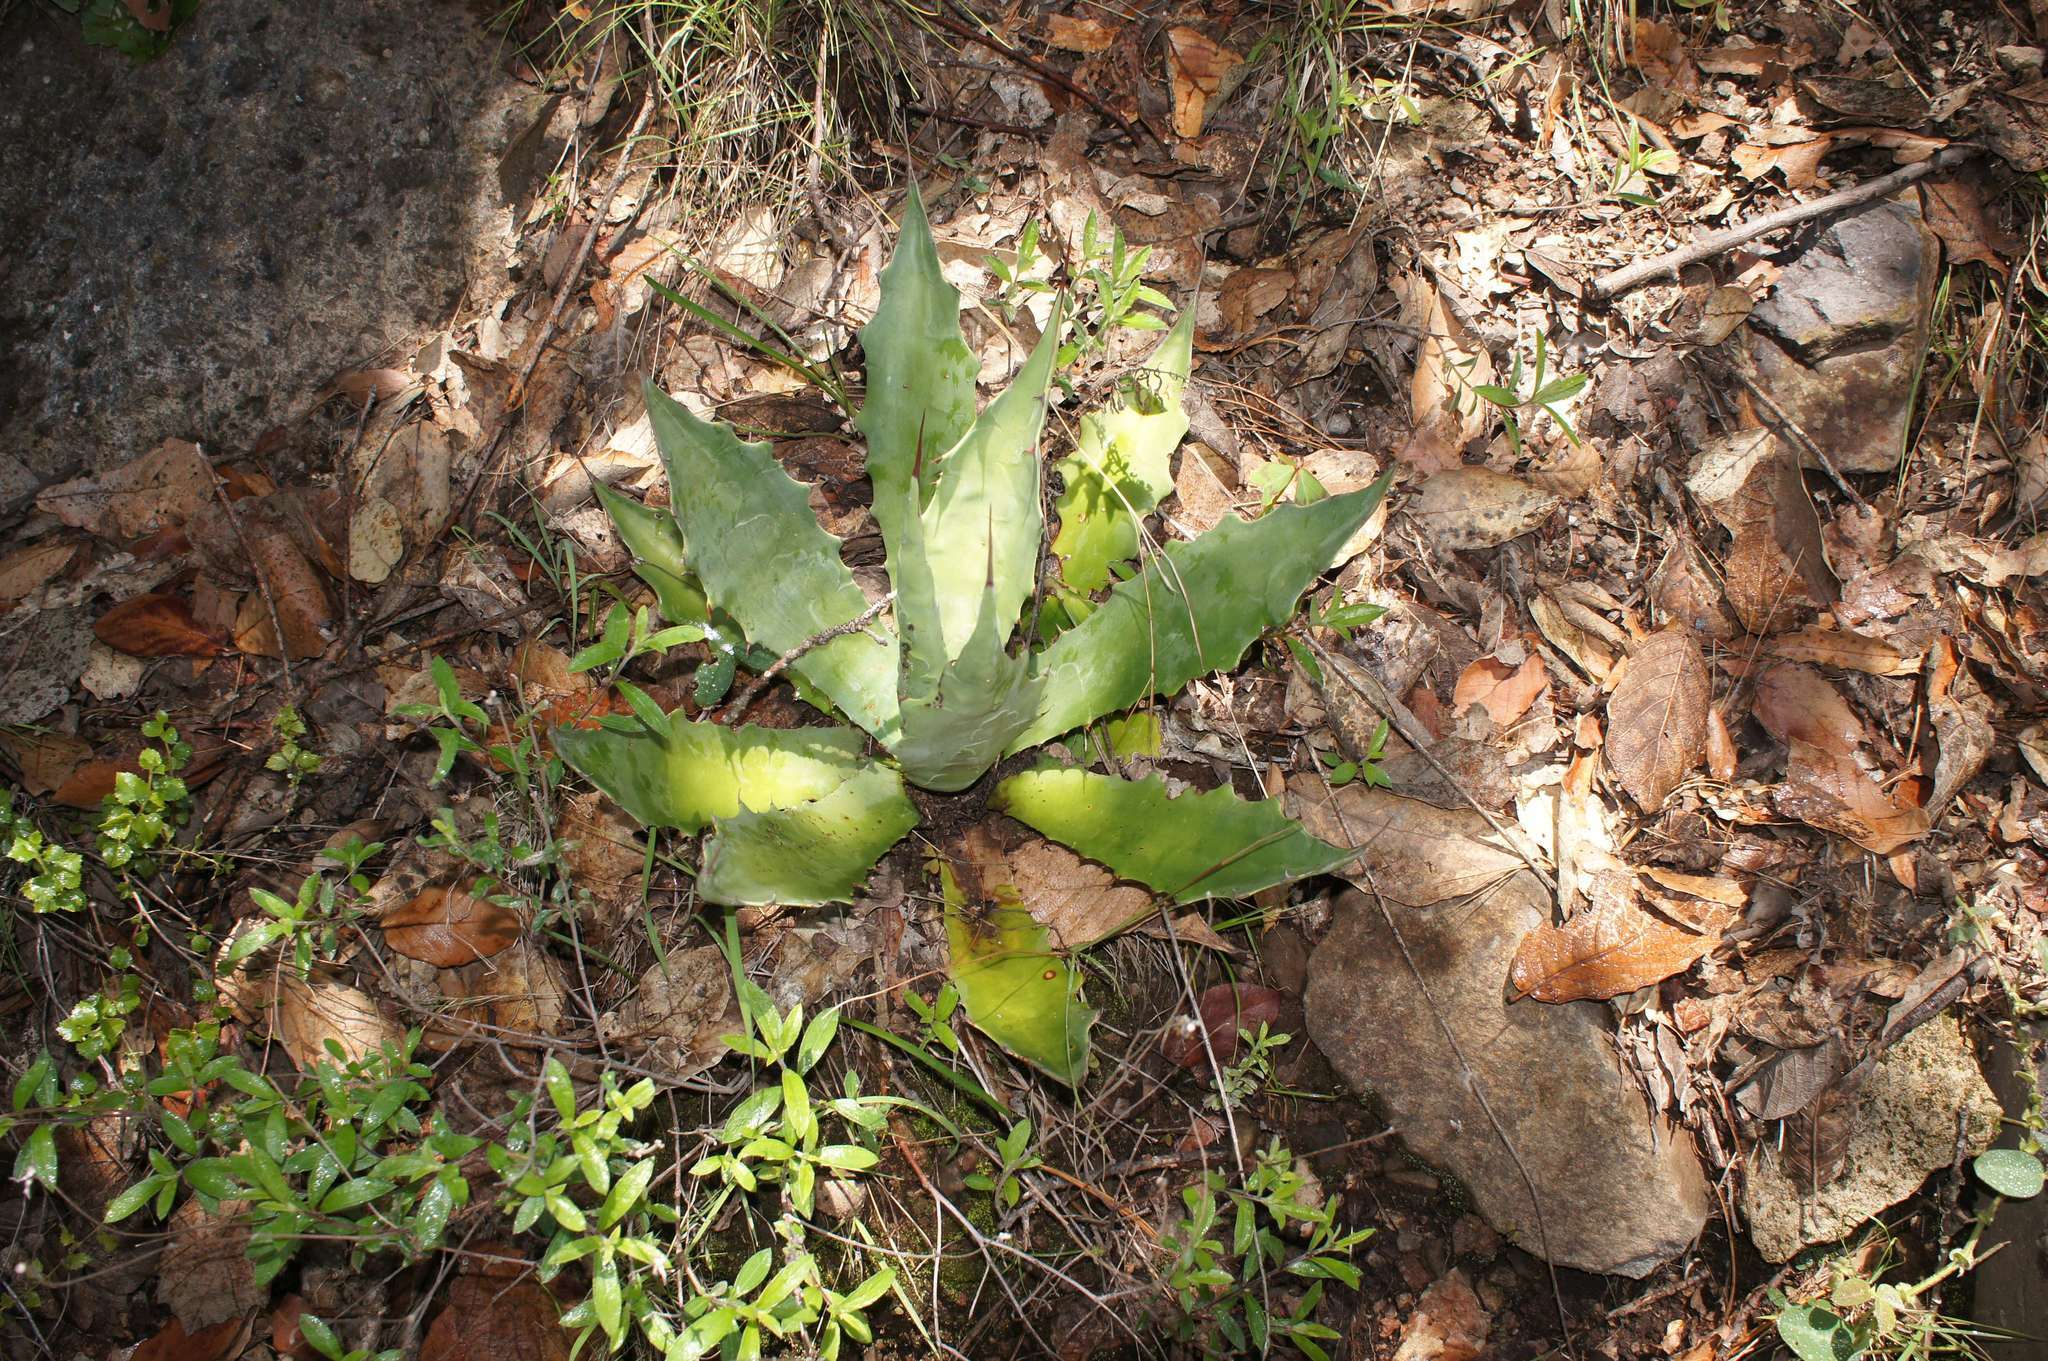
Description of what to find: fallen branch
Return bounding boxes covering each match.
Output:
[1587,144,1979,301]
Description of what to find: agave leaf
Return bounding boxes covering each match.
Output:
[892,582,1044,792]
[699,765,919,906]
[554,715,870,832]
[994,767,1354,903]
[645,382,901,744]
[853,184,977,548]
[940,862,1092,1084]
[1013,478,1390,750]
[911,303,1062,668]
[1052,311,1192,593]
[592,482,708,625]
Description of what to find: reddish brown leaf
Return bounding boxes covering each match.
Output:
[1753,664,1865,755]
[1704,706,1738,782]
[383,887,521,966]
[1509,896,1722,1002]
[53,760,128,808]
[1452,653,1549,727]
[1921,178,2008,272]
[0,728,94,796]
[1604,628,1709,811]
[1162,983,1284,1068]
[123,0,174,30]
[1165,27,1242,139]
[133,1315,250,1361]
[420,1276,569,1361]
[0,540,78,606]
[1775,740,1930,854]
[94,592,233,658]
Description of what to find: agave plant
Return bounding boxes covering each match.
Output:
[556,189,1387,1081]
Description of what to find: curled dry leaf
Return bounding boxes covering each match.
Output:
[1603,628,1709,811]
[1405,468,1559,550]
[235,532,334,660]
[1510,893,1725,1003]
[382,887,521,966]
[93,592,233,658]
[1161,983,1284,1068]
[1045,13,1116,52]
[1452,652,1549,727]
[1166,27,1243,139]
[1923,636,1995,812]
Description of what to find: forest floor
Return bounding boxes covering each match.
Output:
[3,1,2048,1359]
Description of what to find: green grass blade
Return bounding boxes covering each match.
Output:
[993,767,1354,903]
[1012,478,1390,750]
[645,380,901,743]
[699,765,918,906]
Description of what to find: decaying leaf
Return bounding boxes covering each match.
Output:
[420,1274,570,1361]
[1161,983,1283,1068]
[94,592,233,658]
[133,1315,250,1361]
[1732,134,1837,189]
[1754,663,1868,754]
[382,887,522,967]
[1510,892,1724,1002]
[440,937,567,1040]
[37,438,214,541]
[1603,628,1709,811]
[158,1197,263,1331]
[597,945,738,1084]
[1404,468,1559,550]
[1530,593,1618,681]
[1452,652,1549,726]
[1166,27,1243,139]
[1924,636,1995,812]
[1920,178,2008,271]
[1775,740,1930,853]
[217,965,403,1071]
[348,495,406,584]
[958,819,1157,951]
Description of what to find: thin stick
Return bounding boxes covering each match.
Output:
[1587,145,1978,300]
[1721,357,1872,511]
[715,592,895,725]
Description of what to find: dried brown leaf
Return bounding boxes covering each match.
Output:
[1604,628,1709,811]
[1705,706,1738,782]
[36,438,214,541]
[441,936,568,1041]
[1399,280,1496,471]
[1920,179,2008,271]
[1405,468,1558,550]
[158,1197,263,1331]
[1452,653,1549,727]
[1510,894,1723,1002]
[0,540,78,606]
[383,887,521,966]
[959,820,1156,950]
[1045,13,1116,52]
[234,531,334,660]
[93,592,233,658]
[1161,983,1284,1068]
[1530,594,1618,682]
[420,1276,570,1361]
[1166,28,1243,139]
[1732,134,1837,189]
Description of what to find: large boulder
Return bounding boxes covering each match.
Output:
[1294,782,1714,1278]
[0,1,531,516]
[1747,199,1938,474]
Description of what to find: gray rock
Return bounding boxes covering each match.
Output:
[1742,1014,2000,1263]
[1307,881,1713,1278]
[0,2,530,517]
[1747,200,1938,473]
